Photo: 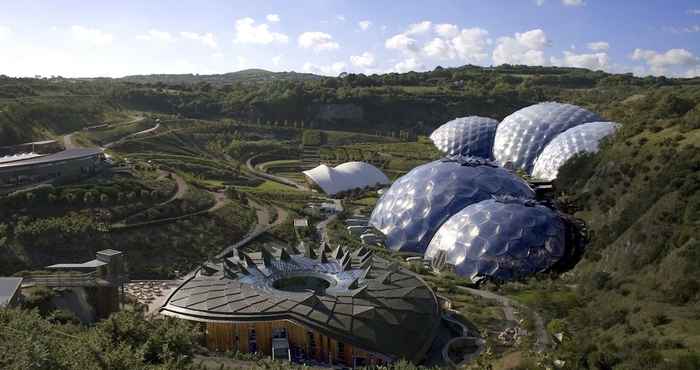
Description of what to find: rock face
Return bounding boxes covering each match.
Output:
[315,103,364,121]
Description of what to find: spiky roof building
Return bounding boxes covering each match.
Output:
[160,243,440,365]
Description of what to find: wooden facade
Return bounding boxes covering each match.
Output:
[206,320,386,367]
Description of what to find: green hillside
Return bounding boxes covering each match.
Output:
[0,65,699,369]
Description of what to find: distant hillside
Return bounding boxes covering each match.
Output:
[119,69,322,86]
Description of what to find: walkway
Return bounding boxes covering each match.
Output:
[156,171,187,206]
[457,286,552,352]
[63,115,145,150]
[245,153,307,190]
[215,201,289,259]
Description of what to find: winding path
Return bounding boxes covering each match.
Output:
[63,115,146,149]
[456,286,552,353]
[245,153,307,190]
[215,201,288,259]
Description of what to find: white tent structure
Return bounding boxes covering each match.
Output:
[303,162,390,196]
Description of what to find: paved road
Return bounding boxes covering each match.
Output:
[245,153,307,190]
[457,286,552,352]
[63,115,146,150]
[104,122,159,148]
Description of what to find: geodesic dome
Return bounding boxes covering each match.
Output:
[493,102,602,173]
[531,121,620,181]
[425,196,566,282]
[369,156,535,254]
[429,116,499,158]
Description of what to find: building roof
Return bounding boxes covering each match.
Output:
[46,260,107,269]
[531,121,620,181]
[370,156,535,254]
[430,116,499,158]
[303,162,390,196]
[0,148,104,170]
[0,277,23,307]
[493,102,602,174]
[0,153,45,165]
[425,196,566,282]
[160,244,440,362]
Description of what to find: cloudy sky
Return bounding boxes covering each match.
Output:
[1,0,699,78]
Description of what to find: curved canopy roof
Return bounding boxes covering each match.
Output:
[531,121,620,181]
[303,162,390,196]
[425,196,566,282]
[429,116,499,158]
[160,244,440,362]
[369,156,535,254]
[493,102,602,173]
[0,148,104,170]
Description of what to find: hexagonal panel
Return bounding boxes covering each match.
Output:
[369,157,535,253]
[493,102,602,173]
[425,197,566,282]
[531,121,621,181]
[430,116,499,158]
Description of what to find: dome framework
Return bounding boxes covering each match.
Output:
[493,102,602,174]
[429,116,499,158]
[425,196,566,282]
[369,156,535,254]
[531,121,620,181]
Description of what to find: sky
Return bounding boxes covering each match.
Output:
[1,0,700,78]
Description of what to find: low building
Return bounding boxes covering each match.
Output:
[0,277,23,308]
[160,244,441,366]
[0,148,106,189]
[25,250,129,319]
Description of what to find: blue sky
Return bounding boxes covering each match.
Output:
[0,0,699,78]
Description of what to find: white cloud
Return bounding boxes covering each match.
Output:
[451,28,491,62]
[136,29,175,43]
[385,33,418,53]
[71,25,114,47]
[392,57,424,73]
[0,25,12,41]
[492,29,549,66]
[687,9,700,15]
[406,21,432,35]
[423,28,491,64]
[535,0,545,6]
[587,41,609,51]
[631,48,700,75]
[234,17,288,45]
[562,0,585,6]
[266,14,280,23]
[424,38,453,58]
[302,61,346,76]
[434,23,459,38]
[350,51,376,68]
[298,32,339,51]
[551,51,609,70]
[272,55,282,66]
[358,20,372,31]
[180,32,217,48]
[336,15,346,22]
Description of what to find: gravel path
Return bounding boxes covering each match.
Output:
[457,286,552,352]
